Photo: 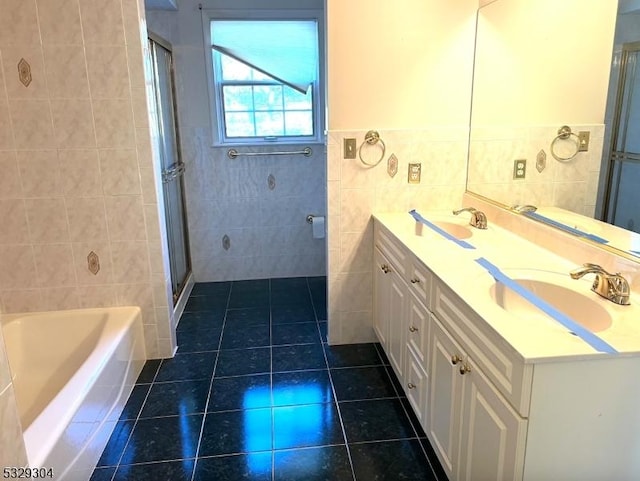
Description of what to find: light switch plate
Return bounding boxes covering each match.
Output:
[344,138,356,159]
[408,163,421,184]
[578,131,590,152]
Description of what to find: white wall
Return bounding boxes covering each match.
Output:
[325,0,478,343]
[327,1,477,129]
[147,0,327,281]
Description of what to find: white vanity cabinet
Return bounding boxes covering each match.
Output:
[429,316,527,481]
[403,291,430,423]
[373,232,408,381]
[373,213,640,481]
[374,220,529,481]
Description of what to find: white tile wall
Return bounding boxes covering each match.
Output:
[186,142,327,281]
[468,124,605,216]
[146,5,327,283]
[0,0,175,466]
[327,128,468,344]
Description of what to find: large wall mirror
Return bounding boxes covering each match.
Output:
[467,0,640,257]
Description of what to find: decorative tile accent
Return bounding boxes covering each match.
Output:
[222,235,231,251]
[387,154,398,178]
[536,149,546,173]
[17,58,32,87]
[87,251,100,275]
[267,173,276,191]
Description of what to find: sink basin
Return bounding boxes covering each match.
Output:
[431,221,473,239]
[489,270,612,332]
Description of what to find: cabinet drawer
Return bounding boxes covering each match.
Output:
[375,224,408,278]
[433,281,533,417]
[408,257,431,306]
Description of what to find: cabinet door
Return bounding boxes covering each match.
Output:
[458,361,527,481]
[387,271,406,381]
[405,346,428,425]
[373,248,391,348]
[407,293,429,366]
[427,318,465,481]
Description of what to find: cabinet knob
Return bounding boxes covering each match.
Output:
[451,354,463,365]
[459,363,471,375]
[380,264,390,273]
[407,382,416,389]
[409,326,418,333]
[410,278,420,284]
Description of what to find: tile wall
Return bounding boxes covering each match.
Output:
[467,124,605,216]
[327,128,469,344]
[0,0,174,465]
[185,143,327,281]
[146,3,327,282]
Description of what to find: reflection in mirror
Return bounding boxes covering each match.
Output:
[466,0,640,259]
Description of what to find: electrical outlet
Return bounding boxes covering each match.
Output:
[344,138,356,159]
[513,159,526,179]
[408,163,421,184]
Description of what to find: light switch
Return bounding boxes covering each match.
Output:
[344,138,356,159]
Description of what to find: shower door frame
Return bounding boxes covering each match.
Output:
[149,33,193,305]
[602,40,640,229]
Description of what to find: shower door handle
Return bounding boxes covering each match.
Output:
[161,163,186,183]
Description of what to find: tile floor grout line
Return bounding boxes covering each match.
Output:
[105,375,156,477]
[188,281,232,481]
[320,338,359,481]
[93,277,444,480]
[269,277,276,481]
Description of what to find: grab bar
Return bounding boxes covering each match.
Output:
[227,147,312,159]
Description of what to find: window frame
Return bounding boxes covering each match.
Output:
[202,9,325,147]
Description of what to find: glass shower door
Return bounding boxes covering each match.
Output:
[605,42,640,233]
[149,37,191,304]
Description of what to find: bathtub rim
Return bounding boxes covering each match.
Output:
[1,306,145,470]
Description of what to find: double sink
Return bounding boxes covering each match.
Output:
[415,211,637,340]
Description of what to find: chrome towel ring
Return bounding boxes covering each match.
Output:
[358,130,386,167]
[550,125,580,162]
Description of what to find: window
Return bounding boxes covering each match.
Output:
[208,19,321,145]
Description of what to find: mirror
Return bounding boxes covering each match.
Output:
[467,0,640,258]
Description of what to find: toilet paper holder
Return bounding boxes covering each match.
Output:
[306,215,318,224]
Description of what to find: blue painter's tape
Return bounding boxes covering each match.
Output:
[524,212,609,244]
[409,210,476,250]
[475,257,617,355]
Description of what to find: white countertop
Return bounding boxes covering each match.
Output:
[374,210,640,363]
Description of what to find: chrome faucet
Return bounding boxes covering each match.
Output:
[452,207,487,229]
[512,204,537,213]
[570,263,630,305]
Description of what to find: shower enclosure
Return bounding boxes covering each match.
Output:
[604,41,640,233]
[149,35,192,304]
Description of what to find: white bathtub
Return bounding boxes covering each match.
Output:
[1,307,146,481]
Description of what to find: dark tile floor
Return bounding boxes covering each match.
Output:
[91,277,447,481]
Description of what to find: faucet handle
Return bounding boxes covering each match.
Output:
[571,263,631,305]
[453,207,488,229]
[607,274,631,305]
[472,211,488,229]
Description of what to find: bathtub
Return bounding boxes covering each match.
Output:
[1,307,146,481]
